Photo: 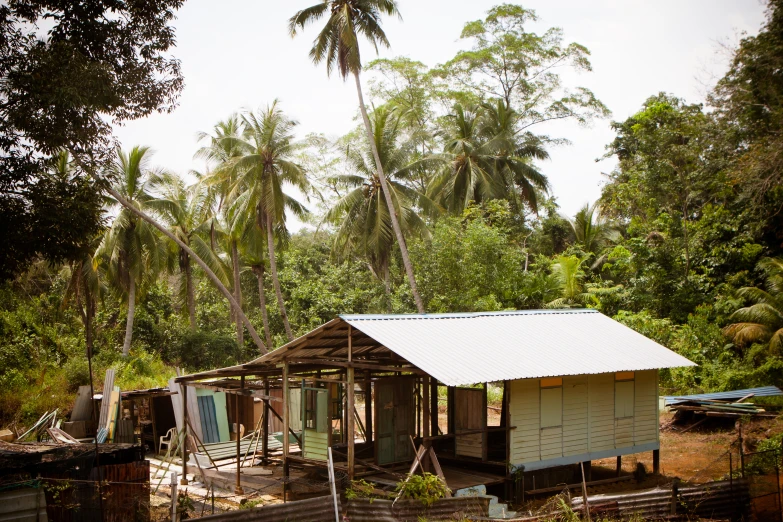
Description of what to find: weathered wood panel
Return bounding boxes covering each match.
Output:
[455,388,484,458]
[634,370,658,445]
[588,373,614,452]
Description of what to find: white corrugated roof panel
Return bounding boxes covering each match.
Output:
[341,310,695,387]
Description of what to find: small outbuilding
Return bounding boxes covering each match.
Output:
[177,309,694,498]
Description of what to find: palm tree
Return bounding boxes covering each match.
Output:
[240,223,274,350]
[545,254,591,308]
[326,107,431,299]
[724,257,783,354]
[423,102,550,215]
[66,147,269,354]
[196,116,249,348]
[97,146,165,356]
[564,201,621,268]
[147,172,228,330]
[289,0,427,314]
[227,102,310,341]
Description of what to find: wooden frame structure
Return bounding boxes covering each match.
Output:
[176,313,676,499]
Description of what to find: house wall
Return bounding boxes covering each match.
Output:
[509,370,659,471]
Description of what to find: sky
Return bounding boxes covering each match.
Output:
[113,0,768,229]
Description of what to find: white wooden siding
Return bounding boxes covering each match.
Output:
[509,370,660,468]
[634,370,658,444]
[509,379,539,462]
[563,376,588,456]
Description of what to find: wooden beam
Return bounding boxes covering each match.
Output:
[364,370,372,444]
[262,379,269,464]
[287,358,425,374]
[347,346,355,480]
[188,382,282,401]
[282,363,289,502]
[181,384,189,485]
[430,377,439,436]
[235,376,244,495]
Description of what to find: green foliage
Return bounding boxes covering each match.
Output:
[345,479,387,501]
[394,473,451,507]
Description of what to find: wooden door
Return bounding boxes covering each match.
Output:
[301,387,330,461]
[454,387,485,459]
[375,378,415,465]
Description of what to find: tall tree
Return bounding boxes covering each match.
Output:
[147,172,228,330]
[0,0,184,280]
[96,147,164,356]
[326,107,432,299]
[227,102,310,341]
[724,257,783,355]
[563,202,620,268]
[289,0,427,313]
[422,101,549,215]
[435,4,608,130]
[196,115,248,349]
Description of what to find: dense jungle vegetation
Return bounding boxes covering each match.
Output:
[1,0,782,428]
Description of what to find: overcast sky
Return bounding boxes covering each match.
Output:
[113,0,767,228]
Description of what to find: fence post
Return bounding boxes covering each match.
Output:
[170,471,178,522]
[738,423,745,478]
[670,478,679,516]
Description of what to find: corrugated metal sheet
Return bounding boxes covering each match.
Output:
[0,487,47,521]
[571,479,750,520]
[341,310,695,386]
[663,386,783,406]
[344,497,490,522]
[197,495,338,521]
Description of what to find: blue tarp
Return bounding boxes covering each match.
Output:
[664,386,783,406]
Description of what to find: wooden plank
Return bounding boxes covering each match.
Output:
[71,385,93,422]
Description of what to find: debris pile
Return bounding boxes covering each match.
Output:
[667,398,775,419]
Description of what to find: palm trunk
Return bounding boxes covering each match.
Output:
[354,71,425,313]
[122,277,136,357]
[384,270,392,313]
[231,240,244,350]
[252,264,274,351]
[266,215,294,341]
[96,182,267,353]
[184,254,196,330]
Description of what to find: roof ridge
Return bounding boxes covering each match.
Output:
[341,309,599,321]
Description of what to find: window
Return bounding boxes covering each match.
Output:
[303,388,329,433]
[615,372,635,418]
[540,378,563,428]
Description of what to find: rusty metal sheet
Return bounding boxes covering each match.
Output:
[197,495,338,522]
[344,497,490,522]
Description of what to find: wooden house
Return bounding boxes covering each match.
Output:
[177,309,694,497]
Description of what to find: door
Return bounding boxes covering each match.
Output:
[375,378,415,465]
[301,386,330,461]
[454,387,485,459]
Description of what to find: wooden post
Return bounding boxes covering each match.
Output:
[347,327,355,481]
[430,377,438,436]
[262,379,269,463]
[580,461,591,522]
[422,377,430,472]
[235,376,244,495]
[482,382,488,461]
[447,386,455,435]
[149,396,158,454]
[282,363,289,501]
[615,455,622,477]
[171,471,178,522]
[364,370,372,444]
[181,384,189,485]
[653,449,660,475]
[422,377,430,440]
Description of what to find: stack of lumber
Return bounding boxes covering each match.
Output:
[669,398,775,418]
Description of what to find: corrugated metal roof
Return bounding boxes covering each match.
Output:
[340,309,695,387]
[663,386,783,406]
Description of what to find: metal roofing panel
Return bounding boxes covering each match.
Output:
[341,309,695,387]
[663,386,783,406]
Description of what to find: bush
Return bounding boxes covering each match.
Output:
[394,473,451,507]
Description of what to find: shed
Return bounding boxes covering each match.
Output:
[177,309,694,498]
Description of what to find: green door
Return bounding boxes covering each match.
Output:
[375,378,415,465]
